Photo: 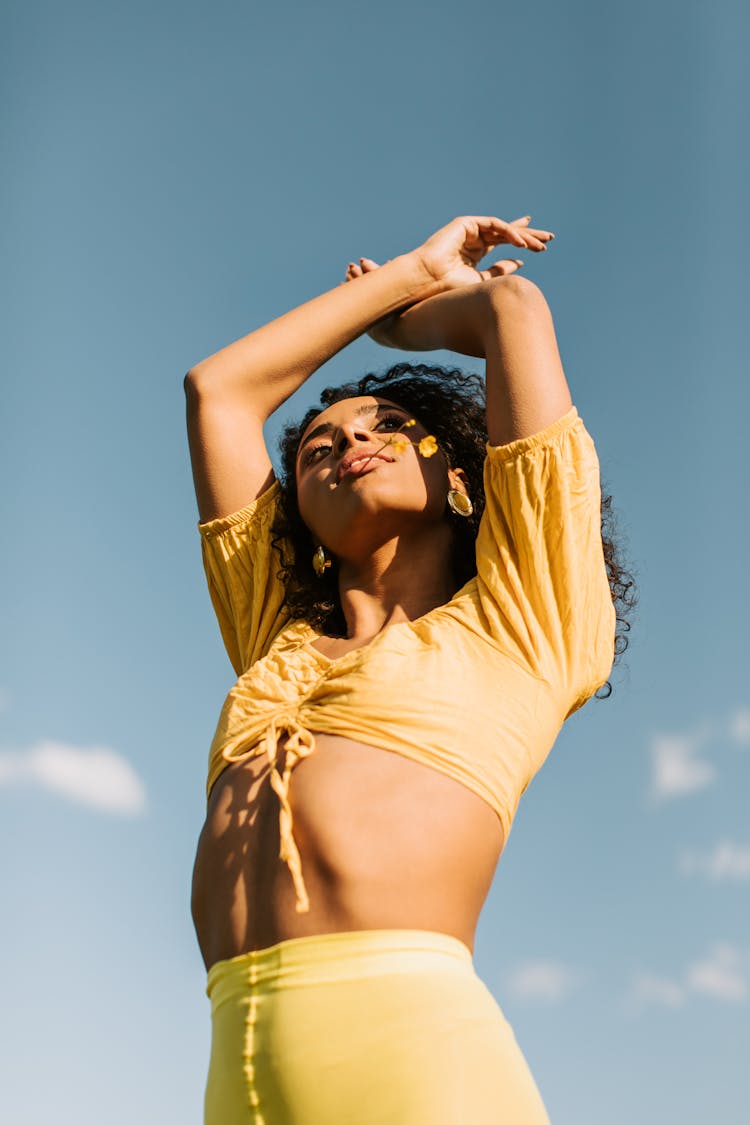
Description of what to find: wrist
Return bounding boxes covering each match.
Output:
[389,251,448,306]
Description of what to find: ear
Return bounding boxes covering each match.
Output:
[447,467,471,495]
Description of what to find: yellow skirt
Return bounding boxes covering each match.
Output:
[205,929,551,1125]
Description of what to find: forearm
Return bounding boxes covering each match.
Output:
[186,253,442,421]
[381,283,497,357]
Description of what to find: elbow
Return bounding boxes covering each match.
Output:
[484,273,548,309]
[184,362,213,403]
[183,369,201,415]
[481,274,555,339]
[185,356,243,403]
[184,366,217,420]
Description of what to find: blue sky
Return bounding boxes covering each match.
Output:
[2,0,748,1121]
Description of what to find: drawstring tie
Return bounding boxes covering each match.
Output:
[259,715,317,913]
[221,715,316,912]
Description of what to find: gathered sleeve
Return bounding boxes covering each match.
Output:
[475,405,617,719]
[198,481,291,676]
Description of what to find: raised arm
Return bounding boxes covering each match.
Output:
[185,215,555,520]
[185,255,442,521]
[347,215,570,446]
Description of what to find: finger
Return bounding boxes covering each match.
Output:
[510,227,553,251]
[520,232,549,251]
[515,221,555,246]
[507,216,554,239]
[466,216,529,248]
[452,215,527,250]
[469,215,554,251]
[480,259,524,280]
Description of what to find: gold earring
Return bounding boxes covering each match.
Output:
[447,489,473,517]
[312,545,331,577]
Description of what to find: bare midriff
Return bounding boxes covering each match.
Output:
[191,730,506,973]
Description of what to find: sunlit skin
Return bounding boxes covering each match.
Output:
[191,404,505,957]
[187,214,564,967]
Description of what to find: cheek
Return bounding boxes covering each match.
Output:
[423,458,449,499]
[296,476,332,538]
[296,479,316,527]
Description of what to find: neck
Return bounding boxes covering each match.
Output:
[335,524,456,641]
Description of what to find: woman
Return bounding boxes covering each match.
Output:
[186,215,633,1123]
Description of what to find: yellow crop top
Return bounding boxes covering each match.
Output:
[198,405,616,913]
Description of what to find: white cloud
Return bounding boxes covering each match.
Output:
[728,707,750,747]
[629,972,686,1010]
[506,960,584,1003]
[0,740,147,815]
[648,726,716,801]
[679,841,750,881]
[627,943,748,1012]
[686,944,747,1003]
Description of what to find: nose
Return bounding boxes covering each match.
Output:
[334,420,371,457]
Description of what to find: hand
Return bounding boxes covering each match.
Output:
[344,215,554,349]
[413,213,554,291]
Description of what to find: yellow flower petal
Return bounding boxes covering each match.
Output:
[403,419,416,428]
[418,435,438,458]
[389,437,409,455]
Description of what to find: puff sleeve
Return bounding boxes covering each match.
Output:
[198,481,291,675]
[475,405,616,719]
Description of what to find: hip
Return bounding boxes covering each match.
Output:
[204,927,551,1125]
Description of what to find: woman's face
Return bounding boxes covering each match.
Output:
[294,395,466,562]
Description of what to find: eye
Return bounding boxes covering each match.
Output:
[301,442,331,467]
[376,413,407,430]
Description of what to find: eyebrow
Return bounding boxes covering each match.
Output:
[297,403,410,458]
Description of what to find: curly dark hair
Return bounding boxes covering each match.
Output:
[271,362,637,700]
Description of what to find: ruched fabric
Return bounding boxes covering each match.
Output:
[248,715,316,915]
[198,406,616,913]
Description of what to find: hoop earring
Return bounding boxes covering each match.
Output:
[312,545,331,577]
[447,489,473,518]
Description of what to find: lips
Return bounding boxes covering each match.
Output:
[336,450,394,484]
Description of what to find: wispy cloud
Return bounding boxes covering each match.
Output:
[679,841,750,881]
[728,707,750,747]
[648,706,750,803]
[630,972,686,1010]
[0,740,147,815]
[506,960,585,1003]
[626,943,748,1013]
[687,944,747,1003]
[648,724,716,802]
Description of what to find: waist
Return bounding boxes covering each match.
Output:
[206,928,474,1001]
[192,737,503,970]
